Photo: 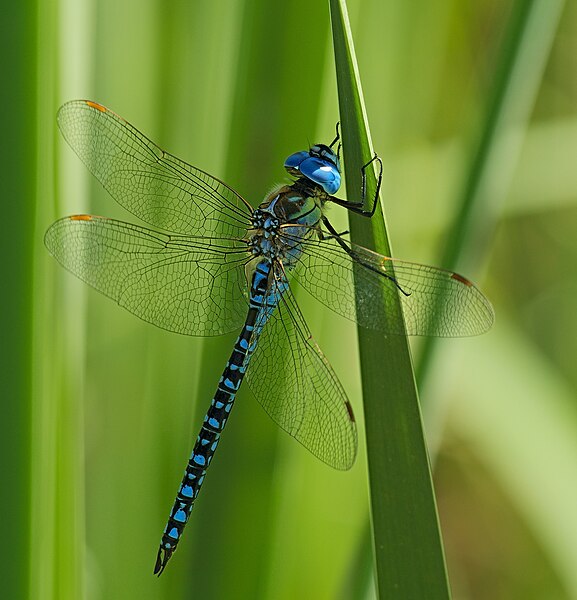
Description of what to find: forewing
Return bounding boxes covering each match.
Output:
[57,100,253,237]
[45,215,250,336]
[292,235,494,337]
[245,273,357,470]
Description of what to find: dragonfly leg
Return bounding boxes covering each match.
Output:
[329,121,341,150]
[329,122,342,163]
[327,154,383,218]
[321,216,411,297]
[318,227,349,240]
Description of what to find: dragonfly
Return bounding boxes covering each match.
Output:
[45,99,494,575]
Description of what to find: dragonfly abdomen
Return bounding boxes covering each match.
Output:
[155,260,278,575]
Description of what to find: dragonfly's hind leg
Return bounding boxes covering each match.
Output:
[317,226,349,241]
[320,216,411,298]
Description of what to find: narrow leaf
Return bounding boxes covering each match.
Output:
[329,1,451,598]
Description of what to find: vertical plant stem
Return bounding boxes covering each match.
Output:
[0,1,36,598]
[329,1,451,598]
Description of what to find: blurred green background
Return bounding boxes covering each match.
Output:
[3,0,577,598]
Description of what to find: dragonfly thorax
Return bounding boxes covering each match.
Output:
[248,208,283,261]
[251,208,280,232]
[248,186,323,265]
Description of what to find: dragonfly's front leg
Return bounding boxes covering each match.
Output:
[327,154,383,218]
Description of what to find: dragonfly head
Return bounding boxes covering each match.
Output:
[284,144,341,195]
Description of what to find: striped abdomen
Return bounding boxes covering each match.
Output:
[154,260,278,575]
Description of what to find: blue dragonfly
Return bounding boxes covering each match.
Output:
[45,100,494,575]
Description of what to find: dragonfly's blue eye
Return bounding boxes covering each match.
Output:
[299,157,341,195]
[284,151,310,173]
[284,147,341,195]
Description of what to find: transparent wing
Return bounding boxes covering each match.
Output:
[245,271,357,470]
[57,100,254,237]
[45,215,250,336]
[290,234,494,337]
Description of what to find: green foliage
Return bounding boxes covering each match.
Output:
[6,0,575,599]
[1,2,36,600]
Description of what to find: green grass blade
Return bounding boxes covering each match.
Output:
[0,2,36,598]
[329,1,451,598]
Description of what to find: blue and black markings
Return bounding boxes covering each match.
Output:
[155,260,275,573]
[155,236,307,574]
